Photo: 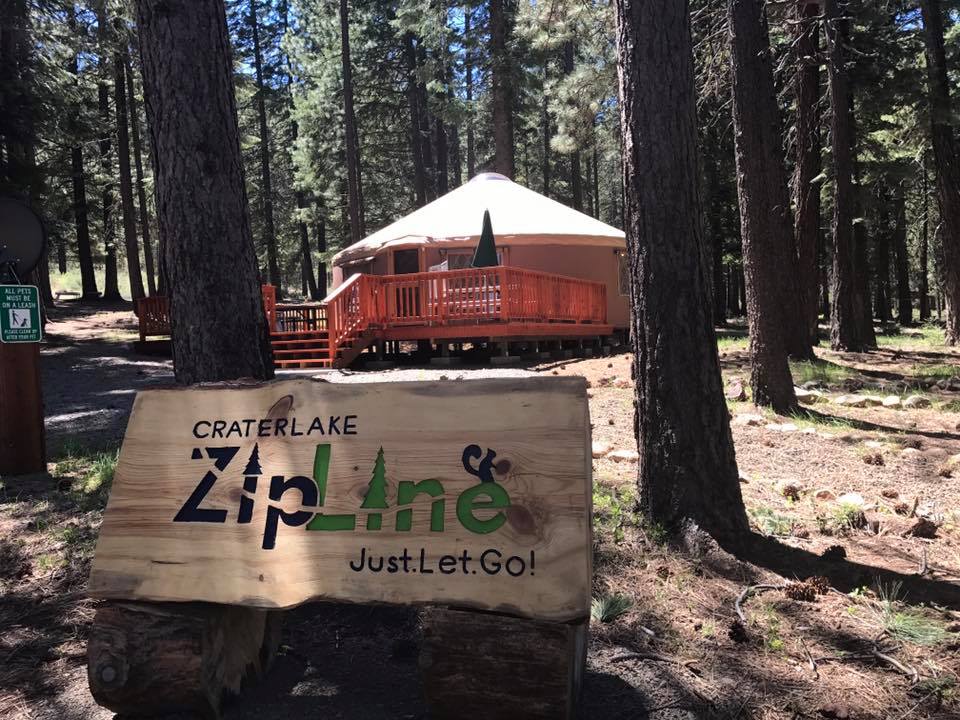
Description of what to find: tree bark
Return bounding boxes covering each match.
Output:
[315,211,327,297]
[590,139,600,220]
[892,182,911,324]
[919,157,930,321]
[124,49,156,295]
[919,0,960,343]
[464,6,476,180]
[88,602,281,717]
[792,0,822,342]
[826,0,868,351]
[615,0,746,539]
[249,0,281,292]
[562,41,582,211]
[339,0,365,242]
[134,0,273,384]
[68,4,99,299]
[541,67,550,196]
[297,192,319,299]
[727,0,799,411]
[97,2,121,301]
[874,181,892,323]
[403,35,427,207]
[489,0,514,178]
[114,44,146,302]
[851,108,876,346]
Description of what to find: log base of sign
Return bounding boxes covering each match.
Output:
[87,601,282,718]
[419,607,588,720]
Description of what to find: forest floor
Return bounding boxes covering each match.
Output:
[1,301,959,720]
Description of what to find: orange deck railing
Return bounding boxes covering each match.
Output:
[138,269,606,366]
[366,266,606,327]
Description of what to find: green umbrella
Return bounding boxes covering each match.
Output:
[471,209,499,268]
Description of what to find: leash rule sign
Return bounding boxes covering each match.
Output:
[0,284,41,343]
[89,377,593,622]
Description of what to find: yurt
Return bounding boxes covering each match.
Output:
[331,172,629,329]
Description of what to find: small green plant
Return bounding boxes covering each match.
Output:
[591,593,633,623]
[909,364,959,381]
[831,502,866,534]
[593,484,636,543]
[83,451,118,494]
[759,605,785,652]
[789,360,856,386]
[35,553,64,572]
[749,506,793,536]
[642,520,668,545]
[877,324,946,350]
[717,336,749,352]
[870,582,950,646]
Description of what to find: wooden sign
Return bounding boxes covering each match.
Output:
[89,377,592,622]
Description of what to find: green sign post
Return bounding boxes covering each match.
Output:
[0,284,42,343]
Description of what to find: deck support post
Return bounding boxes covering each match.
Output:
[419,607,587,720]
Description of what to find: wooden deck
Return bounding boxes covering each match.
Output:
[135,268,613,369]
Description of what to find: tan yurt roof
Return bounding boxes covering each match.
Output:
[332,172,626,266]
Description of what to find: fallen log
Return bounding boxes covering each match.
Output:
[419,606,588,720]
[87,601,281,717]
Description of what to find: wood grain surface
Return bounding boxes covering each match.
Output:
[89,377,592,621]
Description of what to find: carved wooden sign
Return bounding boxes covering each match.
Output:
[89,377,592,622]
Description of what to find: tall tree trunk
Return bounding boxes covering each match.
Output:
[404,35,427,207]
[826,0,868,351]
[893,183,911,324]
[562,41,582,211]
[727,0,799,411]
[339,0,365,242]
[464,7,476,179]
[134,0,273,384]
[416,45,435,201]
[298,192,318,299]
[97,2,121,301]
[792,0,822,342]
[590,139,600,220]
[249,0,281,290]
[68,147,93,296]
[615,0,746,539]
[851,108,876,346]
[919,0,960,344]
[68,4,99,299]
[114,45,146,302]
[434,106,448,196]
[489,0,514,178]
[315,211,327,297]
[541,68,550,196]
[919,156,930,321]
[703,135,727,326]
[874,182,891,323]
[124,50,156,295]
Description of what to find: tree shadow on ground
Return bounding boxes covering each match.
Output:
[719,533,960,609]
[796,407,960,441]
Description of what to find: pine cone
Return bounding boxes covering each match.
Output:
[807,575,830,595]
[785,582,817,602]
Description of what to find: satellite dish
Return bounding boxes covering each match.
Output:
[0,196,47,283]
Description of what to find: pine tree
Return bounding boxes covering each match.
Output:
[727,0,800,411]
[134,0,273,383]
[615,0,746,539]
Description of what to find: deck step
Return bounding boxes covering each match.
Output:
[274,358,333,368]
[271,337,330,346]
[273,345,330,356]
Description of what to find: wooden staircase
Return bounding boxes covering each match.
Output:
[270,328,373,369]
